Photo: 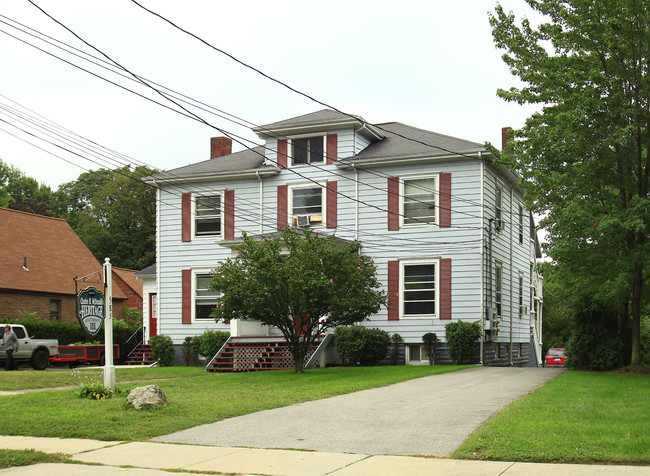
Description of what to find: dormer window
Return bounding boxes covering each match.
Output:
[292,137,324,166]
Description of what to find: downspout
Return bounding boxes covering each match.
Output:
[354,165,359,241]
[154,185,161,342]
[509,186,514,366]
[256,171,263,234]
[478,151,485,365]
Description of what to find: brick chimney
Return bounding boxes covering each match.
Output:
[210,137,232,159]
[501,127,513,150]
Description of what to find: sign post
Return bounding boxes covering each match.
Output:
[103,258,115,391]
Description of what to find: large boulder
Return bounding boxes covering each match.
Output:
[127,385,167,410]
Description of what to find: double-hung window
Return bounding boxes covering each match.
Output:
[518,203,524,244]
[495,262,503,317]
[194,272,220,320]
[402,176,437,226]
[401,260,438,317]
[291,185,324,225]
[495,185,503,231]
[194,194,222,237]
[292,136,324,166]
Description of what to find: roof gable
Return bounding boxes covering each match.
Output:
[0,208,126,298]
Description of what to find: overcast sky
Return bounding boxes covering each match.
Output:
[0,0,542,189]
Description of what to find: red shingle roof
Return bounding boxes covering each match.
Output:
[0,208,126,298]
[112,267,143,298]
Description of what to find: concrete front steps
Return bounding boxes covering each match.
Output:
[207,334,332,372]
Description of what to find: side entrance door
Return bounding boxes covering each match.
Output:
[149,293,158,338]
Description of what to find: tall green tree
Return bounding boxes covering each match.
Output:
[210,228,388,373]
[57,165,156,270]
[0,158,60,216]
[490,0,650,365]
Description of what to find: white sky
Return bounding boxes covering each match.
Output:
[0,0,542,190]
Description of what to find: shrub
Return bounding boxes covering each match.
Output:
[422,332,439,365]
[335,325,390,366]
[197,330,230,359]
[445,321,481,364]
[390,333,403,365]
[150,335,175,366]
[566,295,624,370]
[180,337,195,366]
[642,315,650,367]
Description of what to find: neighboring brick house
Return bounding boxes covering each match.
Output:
[0,208,127,323]
[112,267,144,311]
[144,110,544,367]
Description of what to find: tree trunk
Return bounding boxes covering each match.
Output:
[630,263,643,366]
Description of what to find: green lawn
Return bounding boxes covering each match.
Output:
[0,450,68,469]
[453,370,650,464]
[0,365,469,441]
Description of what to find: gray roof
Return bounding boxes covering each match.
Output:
[134,263,156,277]
[146,146,271,182]
[345,122,484,162]
[255,109,366,131]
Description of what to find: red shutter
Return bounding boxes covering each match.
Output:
[223,190,235,240]
[387,260,400,320]
[439,173,451,228]
[326,134,338,164]
[440,258,452,319]
[277,185,288,230]
[326,181,337,228]
[182,269,192,324]
[388,177,400,231]
[277,139,288,168]
[182,193,192,242]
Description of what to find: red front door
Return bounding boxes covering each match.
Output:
[149,293,158,338]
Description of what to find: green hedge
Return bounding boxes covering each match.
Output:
[0,317,141,362]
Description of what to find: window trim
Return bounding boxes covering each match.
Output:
[192,191,224,239]
[407,344,429,364]
[400,174,439,228]
[518,271,525,318]
[288,183,326,226]
[289,135,326,167]
[49,299,61,321]
[191,269,220,322]
[399,258,440,319]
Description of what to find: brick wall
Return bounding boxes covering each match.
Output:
[0,290,125,323]
[112,277,143,310]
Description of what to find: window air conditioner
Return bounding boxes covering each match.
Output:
[295,215,310,227]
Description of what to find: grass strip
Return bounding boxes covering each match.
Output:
[453,371,650,464]
[0,449,68,468]
[0,365,470,441]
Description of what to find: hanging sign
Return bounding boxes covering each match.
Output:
[77,286,105,337]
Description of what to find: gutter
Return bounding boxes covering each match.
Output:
[144,167,279,185]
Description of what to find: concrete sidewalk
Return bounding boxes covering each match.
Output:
[0,436,648,475]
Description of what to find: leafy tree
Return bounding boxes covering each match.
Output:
[538,262,573,355]
[490,1,650,365]
[566,294,624,370]
[444,321,481,364]
[210,228,388,373]
[57,166,156,270]
[0,158,60,216]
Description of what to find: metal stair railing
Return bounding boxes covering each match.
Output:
[305,334,333,369]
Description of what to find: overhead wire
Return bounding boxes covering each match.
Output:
[0,9,518,227]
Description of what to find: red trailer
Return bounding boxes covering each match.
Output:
[50,344,120,368]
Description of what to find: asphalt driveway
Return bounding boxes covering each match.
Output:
[153,366,561,456]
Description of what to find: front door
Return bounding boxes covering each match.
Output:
[149,293,158,338]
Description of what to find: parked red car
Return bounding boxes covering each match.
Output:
[545,348,567,367]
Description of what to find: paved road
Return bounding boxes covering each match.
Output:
[154,366,561,456]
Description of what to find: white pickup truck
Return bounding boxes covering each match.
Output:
[0,324,59,370]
